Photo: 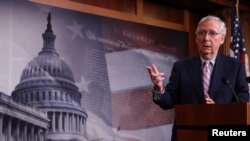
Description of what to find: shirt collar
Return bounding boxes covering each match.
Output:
[200,55,216,66]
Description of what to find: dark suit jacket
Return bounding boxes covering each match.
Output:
[153,54,249,141]
[154,54,249,109]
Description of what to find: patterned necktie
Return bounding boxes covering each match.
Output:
[203,61,211,95]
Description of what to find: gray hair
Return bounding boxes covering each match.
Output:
[196,15,227,36]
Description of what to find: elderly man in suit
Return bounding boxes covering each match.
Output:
[147,15,249,141]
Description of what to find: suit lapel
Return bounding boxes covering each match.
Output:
[208,54,225,98]
[188,56,204,101]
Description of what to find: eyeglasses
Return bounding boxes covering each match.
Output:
[196,30,221,38]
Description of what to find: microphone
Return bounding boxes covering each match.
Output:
[222,77,240,103]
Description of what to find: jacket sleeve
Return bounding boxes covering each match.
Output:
[153,62,180,110]
[235,62,249,102]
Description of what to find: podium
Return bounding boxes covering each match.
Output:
[175,103,250,141]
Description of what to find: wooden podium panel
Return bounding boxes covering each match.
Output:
[177,130,206,141]
[175,103,250,141]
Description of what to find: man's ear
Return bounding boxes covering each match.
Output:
[220,36,225,44]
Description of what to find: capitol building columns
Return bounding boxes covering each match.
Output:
[0,111,48,141]
[48,111,86,135]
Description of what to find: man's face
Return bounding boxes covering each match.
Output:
[196,20,225,60]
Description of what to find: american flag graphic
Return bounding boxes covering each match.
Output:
[230,0,250,76]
